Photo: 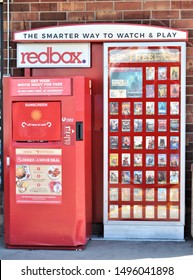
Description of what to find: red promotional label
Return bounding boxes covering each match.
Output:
[12,101,61,141]
[10,78,72,96]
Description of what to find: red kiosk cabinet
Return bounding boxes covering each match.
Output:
[3,76,92,248]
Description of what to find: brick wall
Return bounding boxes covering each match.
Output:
[2,0,193,238]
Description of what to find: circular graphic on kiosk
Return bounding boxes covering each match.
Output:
[16,166,26,179]
[49,181,61,193]
[48,166,61,180]
[17,181,28,193]
[31,109,42,121]
[16,165,30,181]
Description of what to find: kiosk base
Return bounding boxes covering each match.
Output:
[5,243,88,251]
[104,224,184,241]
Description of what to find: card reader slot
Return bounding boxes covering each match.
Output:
[76,122,83,141]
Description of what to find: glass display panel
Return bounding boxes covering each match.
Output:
[107,46,182,221]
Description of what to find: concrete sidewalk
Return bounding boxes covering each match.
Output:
[1,235,193,260]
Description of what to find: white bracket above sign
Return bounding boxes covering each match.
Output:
[14,24,188,43]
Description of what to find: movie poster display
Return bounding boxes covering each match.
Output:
[104,43,185,227]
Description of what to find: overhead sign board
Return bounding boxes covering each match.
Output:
[14,24,188,43]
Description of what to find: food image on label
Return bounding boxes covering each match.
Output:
[48,166,61,180]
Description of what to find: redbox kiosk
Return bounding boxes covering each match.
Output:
[4,24,188,242]
[3,76,92,248]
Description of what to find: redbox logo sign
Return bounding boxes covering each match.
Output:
[17,43,90,68]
